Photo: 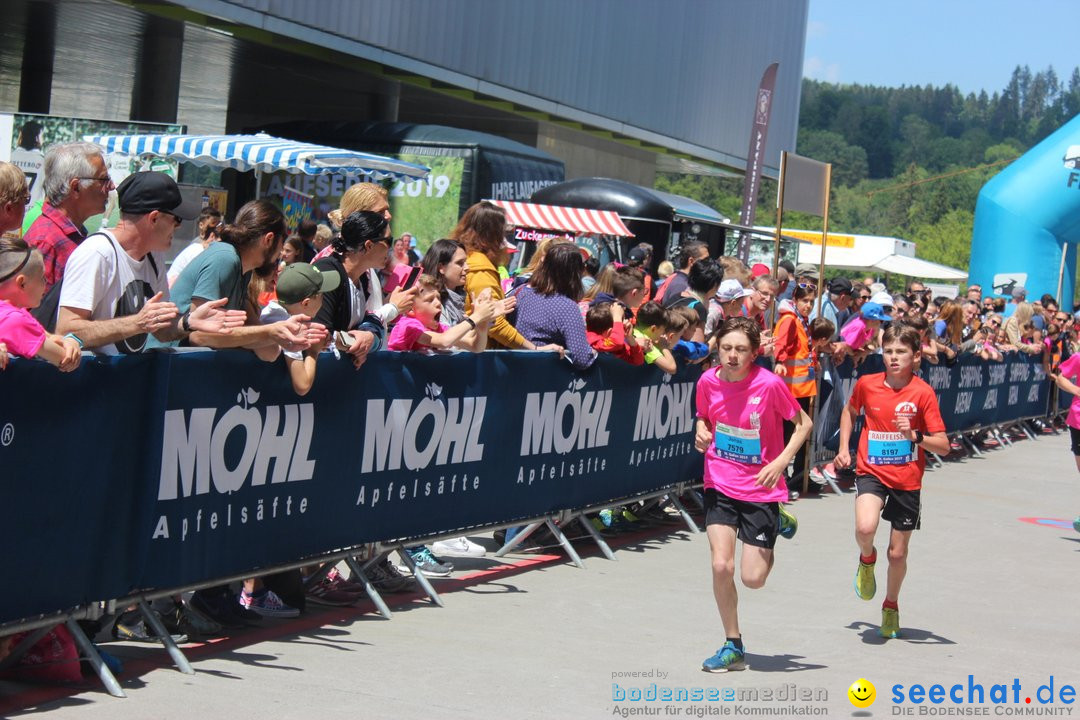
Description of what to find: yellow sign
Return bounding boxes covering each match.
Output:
[783,229,856,248]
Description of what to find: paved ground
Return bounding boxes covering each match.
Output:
[5,431,1080,719]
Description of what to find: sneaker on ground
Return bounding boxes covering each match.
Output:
[189,588,261,627]
[305,577,361,606]
[326,567,367,594]
[114,617,188,645]
[598,508,615,528]
[431,536,487,558]
[879,607,900,638]
[777,504,798,540]
[854,555,877,601]
[822,462,837,480]
[407,547,454,577]
[180,600,225,636]
[702,641,747,673]
[807,466,828,485]
[239,589,301,618]
[364,559,414,593]
[1073,517,1080,534]
[620,508,644,525]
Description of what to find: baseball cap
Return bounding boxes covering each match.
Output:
[751,263,771,278]
[275,262,340,305]
[627,246,649,263]
[716,279,754,303]
[870,290,894,307]
[116,171,200,220]
[861,301,892,322]
[794,263,820,279]
[1011,285,1027,300]
[828,277,855,295]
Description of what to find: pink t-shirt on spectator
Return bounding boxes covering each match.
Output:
[695,364,800,503]
[1057,354,1080,430]
[388,314,447,352]
[383,263,413,296]
[0,299,47,359]
[840,315,874,350]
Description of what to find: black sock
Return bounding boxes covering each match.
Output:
[727,636,744,650]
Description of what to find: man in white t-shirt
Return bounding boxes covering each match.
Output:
[56,172,245,354]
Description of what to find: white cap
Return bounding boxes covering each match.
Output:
[870,290,894,307]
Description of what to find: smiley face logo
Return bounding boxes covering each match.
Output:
[848,678,876,708]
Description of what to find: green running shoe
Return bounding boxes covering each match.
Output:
[854,555,876,601]
[1073,517,1080,534]
[879,607,900,638]
[777,504,798,540]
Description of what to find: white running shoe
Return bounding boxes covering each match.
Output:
[431,536,487,558]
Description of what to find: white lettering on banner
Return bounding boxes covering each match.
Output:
[1032,363,1047,382]
[158,389,315,501]
[633,381,695,441]
[955,391,974,414]
[152,493,309,542]
[987,365,1007,386]
[1009,385,1020,405]
[1009,362,1031,382]
[360,387,487,473]
[356,473,481,508]
[489,180,558,201]
[958,365,984,389]
[520,385,613,456]
[1028,384,1041,402]
[982,389,997,411]
[927,366,951,390]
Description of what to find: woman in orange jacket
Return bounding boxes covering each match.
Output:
[773,283,818,493]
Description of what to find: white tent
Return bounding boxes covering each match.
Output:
[785,230,967,280]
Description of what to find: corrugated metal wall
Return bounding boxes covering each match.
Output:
[185,0,808,171]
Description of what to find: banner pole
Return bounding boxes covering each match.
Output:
[772,152,788,279]
[804,163,832,497]
[1056,242,1067,308]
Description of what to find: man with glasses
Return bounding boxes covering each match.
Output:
[23,142,114,292]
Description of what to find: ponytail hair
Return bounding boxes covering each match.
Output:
[218,200,285,251]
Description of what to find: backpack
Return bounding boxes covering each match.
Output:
[31,232,158,334]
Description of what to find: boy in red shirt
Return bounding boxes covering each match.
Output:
[836,324,948,638]
[585,301,645,365]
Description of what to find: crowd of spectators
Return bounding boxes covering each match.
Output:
[1,148,1075,664]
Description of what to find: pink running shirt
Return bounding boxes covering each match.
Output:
[1057,354,1080,430]
[695,364,800,502]
[0,299,47,359]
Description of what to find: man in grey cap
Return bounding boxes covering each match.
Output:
[1002,285,1026,318]
[56,171,245,354]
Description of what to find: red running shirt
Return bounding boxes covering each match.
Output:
[848,372,946,491]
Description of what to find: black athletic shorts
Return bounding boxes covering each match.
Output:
[856,474,921,531]
[704,488,779,549]
[1070,426,1080,456]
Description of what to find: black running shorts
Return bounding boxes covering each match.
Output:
[704,488,779,549]
[855,474,921,531]
[1070,426,1080,456]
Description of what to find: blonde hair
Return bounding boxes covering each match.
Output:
[657,260,674,280]
[0,162,27,206]
[327,182,388,228]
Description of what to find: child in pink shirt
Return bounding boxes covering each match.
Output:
[0,238,81,371]
[388,274,498,352]
[694,316,812,673]
[839,301,891,357]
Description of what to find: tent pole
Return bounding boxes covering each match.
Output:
[772,153,787,279]
[255,169,263,199]
[1056,242,1067,308]
[804,163,831,498]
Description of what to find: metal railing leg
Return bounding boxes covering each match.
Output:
[544,518,585,569]
[345,555,392,619]
[668,494,700,534]
[138,600,193,675]
[396,546,444,608]
[578,514,617,561]
[65,618,125,698]
[493,520,544,557]
[963,434,983,457]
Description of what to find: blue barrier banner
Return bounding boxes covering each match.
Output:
[1,350,701,623]
[814,352,1052,455]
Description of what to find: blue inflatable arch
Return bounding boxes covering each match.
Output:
[969,114,1080,310]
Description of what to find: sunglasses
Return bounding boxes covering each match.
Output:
[796,282,817,290]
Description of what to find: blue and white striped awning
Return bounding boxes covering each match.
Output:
[82,133,429,181]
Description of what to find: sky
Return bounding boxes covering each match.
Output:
[803,0,1080,95]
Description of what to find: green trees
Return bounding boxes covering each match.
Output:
[654,66,1078,282]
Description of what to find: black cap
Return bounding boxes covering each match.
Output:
[828,277,855,295]
[627,247,648,263]
[116,172,200,220]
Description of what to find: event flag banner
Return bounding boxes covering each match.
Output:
[0,351,701,624]
[736,62,779,264]
[281,185,314,232]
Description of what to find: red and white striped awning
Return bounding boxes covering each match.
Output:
[489,200,634,237]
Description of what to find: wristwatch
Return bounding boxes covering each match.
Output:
[913,429,924,445]
[181,310,193,333]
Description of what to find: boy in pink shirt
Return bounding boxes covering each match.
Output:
[838,301,890,359]
[694,317,812,673]
[0,238,81,372]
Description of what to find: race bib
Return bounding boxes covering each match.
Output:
[867,431,914,465]
[714,423,762,465]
